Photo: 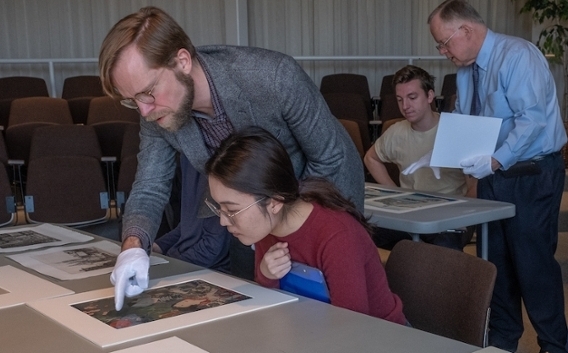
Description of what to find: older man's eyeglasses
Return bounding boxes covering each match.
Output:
[205,197,267,225]
[436,26,462,51]
[120,69,165,109]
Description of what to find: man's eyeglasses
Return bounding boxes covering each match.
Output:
[436,26,462,51]
[205,197,267,225]
[120,69,165,109]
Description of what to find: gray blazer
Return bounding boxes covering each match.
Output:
[123,45,364,249]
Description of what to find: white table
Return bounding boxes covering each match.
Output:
[0,223,483,353]
[364,183,516,260]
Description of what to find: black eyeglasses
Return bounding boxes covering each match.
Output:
[205,197,267,225]
[120,69,165,109]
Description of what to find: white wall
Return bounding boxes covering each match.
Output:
[0,0,544,98]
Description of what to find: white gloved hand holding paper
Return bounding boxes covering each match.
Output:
[460,155,494,179]
[110,247,150,311]
[401,150,441,179]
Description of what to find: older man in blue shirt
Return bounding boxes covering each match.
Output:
[427,1,568,352]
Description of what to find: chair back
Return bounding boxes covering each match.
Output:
[379,74,395,97]
[323,92,372,151]
[0,76,50,130]
[24,125,110,227]
[87,96,140,158]
[0,134,16,227]
[61,75,104,99]
[338,119,364,159]
[385,240,496,347]
[87,96,140,124]
[8,97,73,127]
[116,124,141,215]
[377,93,403,122]
[320,73,374,121]
[439,74,457,112]
[0,76,49,99]
[6,97,73,162]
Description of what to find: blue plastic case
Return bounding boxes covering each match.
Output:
[279,262,330,303]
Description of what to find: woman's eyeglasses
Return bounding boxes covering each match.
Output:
[205,197,267,225]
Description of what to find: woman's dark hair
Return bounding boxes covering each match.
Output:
[205,126,373,234]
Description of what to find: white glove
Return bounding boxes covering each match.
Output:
[460,155,494,179]
[401,150,441,179]
[110,248,150,311]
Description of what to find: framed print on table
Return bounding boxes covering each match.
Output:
[27,269,298,348]
[0,265,74,309]
[7,240,168,280]
[0,223,93,253]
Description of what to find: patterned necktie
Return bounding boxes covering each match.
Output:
[470,63,481,115]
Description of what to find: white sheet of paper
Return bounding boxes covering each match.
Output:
[110,337,209,353]
[7,240,168,280]
[430,112,502,168]
[0,265,74,309]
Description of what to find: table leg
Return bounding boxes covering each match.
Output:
[410,233,420,242]
[481,223,488,260]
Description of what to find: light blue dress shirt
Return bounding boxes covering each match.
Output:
[455,29,567,170]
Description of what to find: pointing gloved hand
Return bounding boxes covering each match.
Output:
[460,155,494,179]
[110,247,150,311]
[401,150,441,179]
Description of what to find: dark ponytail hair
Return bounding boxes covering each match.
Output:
[205,126,373,234]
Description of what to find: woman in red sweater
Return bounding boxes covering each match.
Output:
[205,126,406,325]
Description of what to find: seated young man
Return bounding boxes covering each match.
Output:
[364,65,476,251]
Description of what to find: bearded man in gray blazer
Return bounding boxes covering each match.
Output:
[99,6,364,311]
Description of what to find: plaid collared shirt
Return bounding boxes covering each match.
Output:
[192,55,234,154]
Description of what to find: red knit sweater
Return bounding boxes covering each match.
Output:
[255,203,406,325]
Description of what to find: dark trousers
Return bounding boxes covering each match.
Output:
[479,152,568,353]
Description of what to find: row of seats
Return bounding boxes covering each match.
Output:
[0,122,140,228]
[0,75,140,229]
[0,75,105,127]
[4,96,139,165]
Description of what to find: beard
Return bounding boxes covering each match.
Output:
[157,70,195,132]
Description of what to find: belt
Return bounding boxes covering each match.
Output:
[530,151,560,162]
[499,151,560,178]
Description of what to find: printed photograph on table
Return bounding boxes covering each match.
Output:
[7,240,168,280]
[365,192,465,213]
[0,223,93,253]
[27,269,298,348]
[74,279,251,329]
[364,185,406,199]
[35,246,117,274]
